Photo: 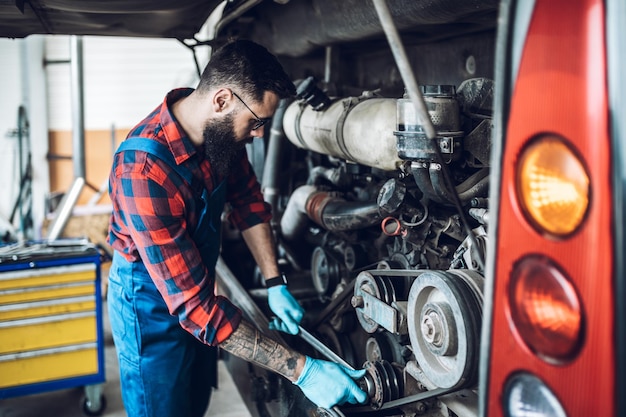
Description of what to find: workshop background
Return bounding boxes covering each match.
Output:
[0,35,199,240]
[0,30,251,417]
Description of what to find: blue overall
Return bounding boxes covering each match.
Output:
[108,138,227,417]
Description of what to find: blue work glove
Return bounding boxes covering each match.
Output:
[267,284,304,335]
[294,356,368,409]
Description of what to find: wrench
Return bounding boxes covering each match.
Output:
[297,326,362,417]
[298,325,355,370]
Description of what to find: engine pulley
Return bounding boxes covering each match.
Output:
[359,360,403,410]
[311,246,343,298]
[365,333,408,365]
[353,272,398,334]
[407,270,483,389]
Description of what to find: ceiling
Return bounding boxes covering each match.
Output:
[0,0,499,59]
[0,0,223,39]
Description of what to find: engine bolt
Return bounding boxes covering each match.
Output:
[351,295,364,308]
[421,311,443,347]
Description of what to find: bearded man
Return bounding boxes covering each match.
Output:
[107,39,367,417]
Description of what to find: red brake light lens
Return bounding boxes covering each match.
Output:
[508,255,584,363]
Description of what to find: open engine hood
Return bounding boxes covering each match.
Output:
[0,0,224,39]
[1,0,499,59]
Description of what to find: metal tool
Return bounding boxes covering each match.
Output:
[299,325,455,414]
[298,326,360,417]
[298,325,354,370]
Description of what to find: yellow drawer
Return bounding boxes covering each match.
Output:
[0,283,95,306]
[0,263,96,308]
[0,344,99,389]
[0,295,96,321]
[0,312,97,355]
[0,263,96,291]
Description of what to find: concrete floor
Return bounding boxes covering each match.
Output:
[0,300,252,417]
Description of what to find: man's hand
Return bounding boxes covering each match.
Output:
[267,285,304,334]
[294,356,368,409]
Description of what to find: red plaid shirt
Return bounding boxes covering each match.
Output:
[108,88,272,345]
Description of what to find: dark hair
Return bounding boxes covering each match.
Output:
[197,39,295,102]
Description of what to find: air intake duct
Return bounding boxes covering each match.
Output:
[283,95,403,171]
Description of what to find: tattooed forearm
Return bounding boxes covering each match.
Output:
[220,320,305,382]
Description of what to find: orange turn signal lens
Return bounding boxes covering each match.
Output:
[508,255,583,364]
[517,135,589,237]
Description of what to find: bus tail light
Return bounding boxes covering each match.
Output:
[517,135,590,238]
[504,373,567,417]
[485,0,615,415]
[508,256,584,363]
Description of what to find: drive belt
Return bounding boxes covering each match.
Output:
[298,325,458,416]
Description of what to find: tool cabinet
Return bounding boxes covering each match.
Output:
[0,240,106,415]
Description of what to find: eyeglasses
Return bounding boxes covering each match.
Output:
[231,91,272,130]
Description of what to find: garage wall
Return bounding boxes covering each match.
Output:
[0,36,48,242]
[0,35,210,240]
[46,36,201,130]
[0,39,25,239]
[46,35,203,207]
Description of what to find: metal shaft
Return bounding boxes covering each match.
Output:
[298,326,354,370]
[298,326,360,417]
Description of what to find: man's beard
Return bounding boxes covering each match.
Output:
[202,114,245,178]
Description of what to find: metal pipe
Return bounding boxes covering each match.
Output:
[324,46,333,84]
[371,0,436,140]
[215,0,262,35]
[280,185,317,241]
[70,35,86,179]
[298,325,354,370]
[16,106,26,238]
[281,185,382,239]
[47,176,85,240]
[283,97,401,171]
[261,98,292,213]
[215,257,286,343]
[49,36,87,241]
[307,194,381,231]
